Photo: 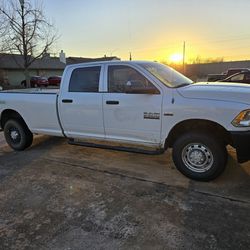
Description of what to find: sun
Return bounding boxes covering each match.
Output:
[169,53,183,63]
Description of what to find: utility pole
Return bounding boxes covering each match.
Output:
[183,41,186,74]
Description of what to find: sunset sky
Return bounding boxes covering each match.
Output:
[43,0,250,63]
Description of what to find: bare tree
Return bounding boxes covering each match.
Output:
[0,0,58,87]
[190,56,224,64]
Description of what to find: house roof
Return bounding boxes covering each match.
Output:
[0,54,120,70]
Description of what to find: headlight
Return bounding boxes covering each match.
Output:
[232,110,250,127]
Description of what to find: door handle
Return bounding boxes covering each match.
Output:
[106,100,119,105]
[62,99,73,103]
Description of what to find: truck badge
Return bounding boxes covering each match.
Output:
[144,112,160,120]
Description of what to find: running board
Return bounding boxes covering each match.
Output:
[68,139,164,155]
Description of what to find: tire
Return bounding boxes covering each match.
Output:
[4,119,33,151]
[172,131,227,181]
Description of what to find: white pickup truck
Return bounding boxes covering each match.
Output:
[0,61,250,181]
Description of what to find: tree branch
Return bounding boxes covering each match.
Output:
[0,0,59,87]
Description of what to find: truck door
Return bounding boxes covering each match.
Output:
[103,65,162,145]
[58,65,105,139]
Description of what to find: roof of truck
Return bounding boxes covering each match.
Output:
[64,60,157,69]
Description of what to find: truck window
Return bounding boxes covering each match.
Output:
[230,73,244,82]
[108,65,158,93]
[245,74,250,80]
[69,66,101,92]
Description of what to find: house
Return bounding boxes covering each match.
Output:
[0,53,119,86]
[0,54,65,86]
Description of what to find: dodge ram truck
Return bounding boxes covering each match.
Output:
[0,61,250,181]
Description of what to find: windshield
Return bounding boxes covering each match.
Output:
[138,62,193,88]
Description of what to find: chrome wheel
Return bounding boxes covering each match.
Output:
[181,143,214,173]
[9,127,21,144]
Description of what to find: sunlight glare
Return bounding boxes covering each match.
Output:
[169,53,183,63]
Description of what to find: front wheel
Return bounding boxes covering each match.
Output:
[4,119,33,151]
[172,132,228,181]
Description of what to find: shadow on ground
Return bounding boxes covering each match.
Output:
[0,136,249,249]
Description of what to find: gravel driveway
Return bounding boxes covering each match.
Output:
[0,135,249,249]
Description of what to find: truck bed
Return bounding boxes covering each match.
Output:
[0,88,63,136]
[1,88,59,94]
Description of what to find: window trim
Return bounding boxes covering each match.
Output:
[107,64,160,94]
[68,66,102,93]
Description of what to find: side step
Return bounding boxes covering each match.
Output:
[68,139,164,155]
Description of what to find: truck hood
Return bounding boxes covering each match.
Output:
[177,82,250,105]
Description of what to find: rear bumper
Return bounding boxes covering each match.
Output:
[230,131,250,163]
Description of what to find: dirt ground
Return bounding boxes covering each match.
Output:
[0,132,249,250]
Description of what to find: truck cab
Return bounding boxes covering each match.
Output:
[58,61,174,146]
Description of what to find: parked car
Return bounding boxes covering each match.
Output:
[48,76,61,86]
[225,68,250,77]
[1,61,250,181]
[207,68,250,82]
[21,76,49,87]
[218,71,250,84]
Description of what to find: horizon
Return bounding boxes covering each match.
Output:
[39,0,250,63]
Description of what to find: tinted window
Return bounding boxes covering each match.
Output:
[69,66,101,92]
[230,73,244,81]
[108,65,158,93]
[244,74,250,80]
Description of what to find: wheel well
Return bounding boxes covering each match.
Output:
[0,109,26,129]
[165,119,232,148]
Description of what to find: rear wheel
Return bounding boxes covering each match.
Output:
[172,132,227,181]
[4,119,33,151]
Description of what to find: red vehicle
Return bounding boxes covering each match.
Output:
[48,76,61,86]
[21,76,49,88]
